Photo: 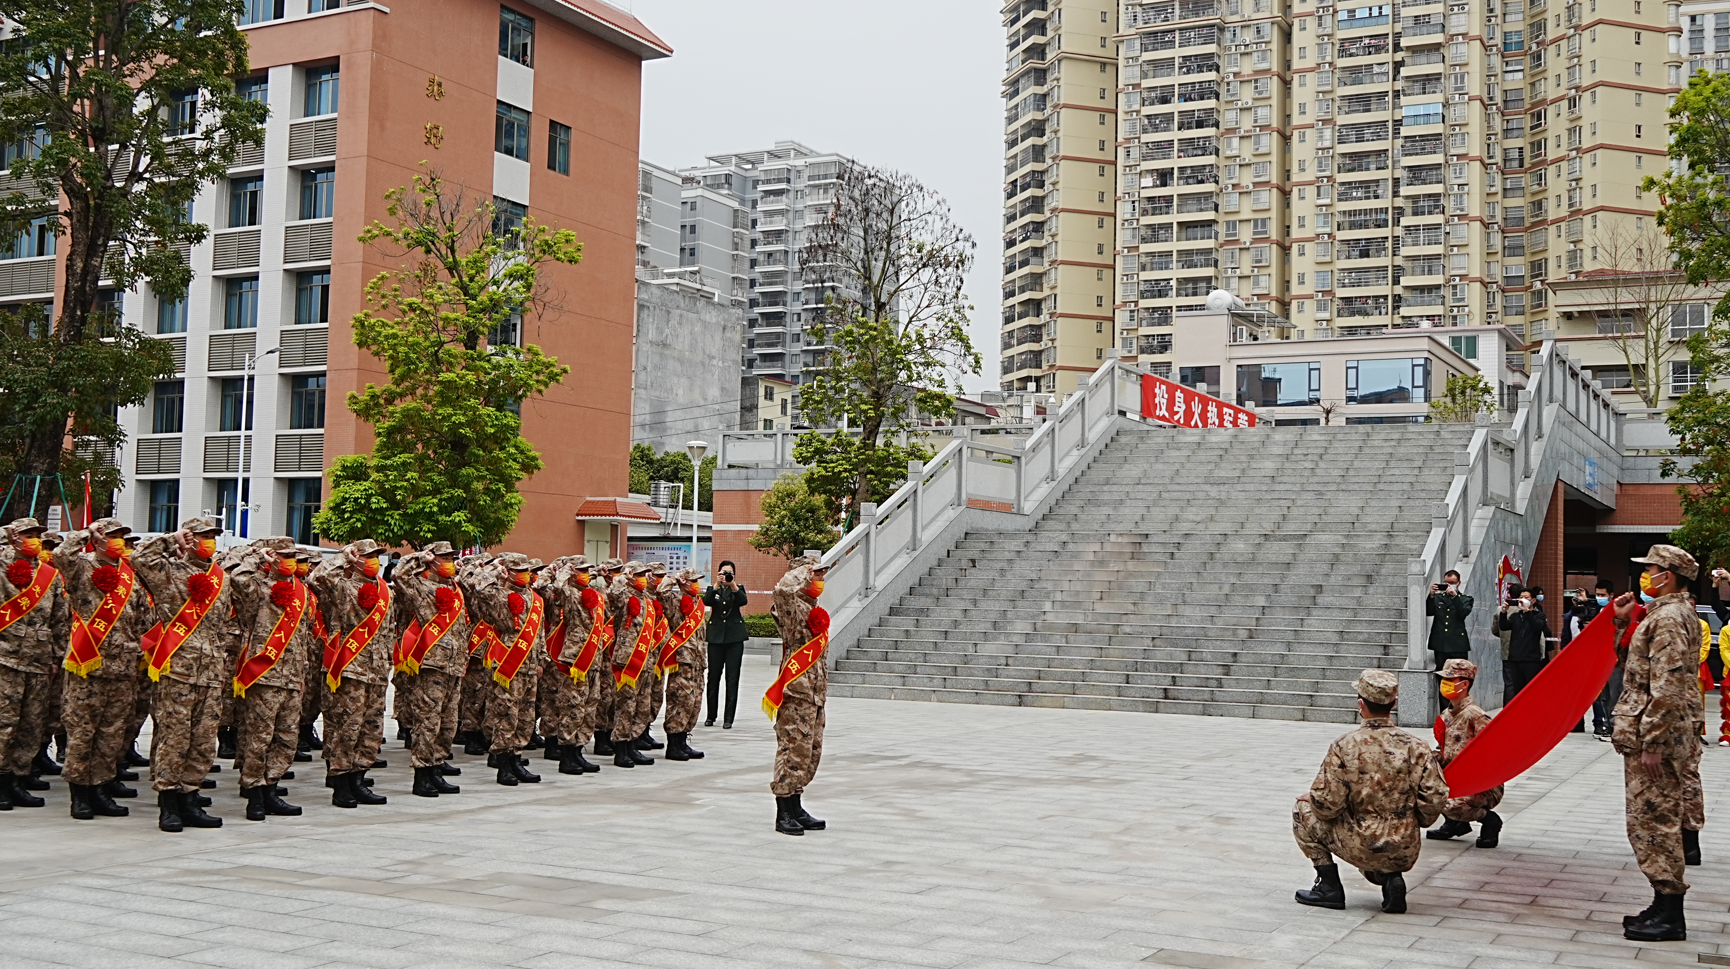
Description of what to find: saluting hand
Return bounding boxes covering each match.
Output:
[1613,592,1638,622]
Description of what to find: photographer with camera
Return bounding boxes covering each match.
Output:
[1426,569,1472,707]
[703,561,750,729]
[1495,585,1551,701]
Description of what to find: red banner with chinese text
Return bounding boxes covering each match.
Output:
[1140,373,1257,429]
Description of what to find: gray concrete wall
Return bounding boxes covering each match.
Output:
[633,281,746,453]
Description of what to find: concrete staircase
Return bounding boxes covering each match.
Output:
[828,423,1479,723]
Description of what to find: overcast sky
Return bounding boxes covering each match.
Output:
[628,0,1005,395]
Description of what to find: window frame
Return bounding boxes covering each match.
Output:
[495,101,531,161]
[500,6,536,67]
[152,380,185,434]
[289,374,327,430]
[223,275,260,330]
[298,167,335,220]
[547,119,571,175]
[295,270,331,326]
[303,64,340,118]
[228,174,264,228]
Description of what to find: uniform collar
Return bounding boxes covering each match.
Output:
[1652,591,1691,607]
[1361,716,1394,727]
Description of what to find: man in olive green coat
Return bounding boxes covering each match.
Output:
[1426,569,1473,706]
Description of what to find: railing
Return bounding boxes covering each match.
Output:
[719,424,1042,469]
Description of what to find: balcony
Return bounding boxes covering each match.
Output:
[1339,13,1391,30]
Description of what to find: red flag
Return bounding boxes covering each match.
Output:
[1442,609,1618,799]
[81,473,92,529]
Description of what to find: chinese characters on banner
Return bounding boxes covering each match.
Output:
[1139,373,1258,429]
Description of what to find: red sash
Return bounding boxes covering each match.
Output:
[568,588,608,683]
[234,578,306,696]
[546,619,569,673]
[401,586,464,675]
[763,606,830,721]
[66,562,133,677]
[0,560,58,636]
[614,597,655,690]
[393,620,421,673]
[492,591,543,687]
[148,564,225,682]
[656,596,703,677]
[322,579,390,691]
[467,621,498,659]
[309,589,332,656]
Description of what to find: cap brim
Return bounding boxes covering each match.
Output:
[190,527,222,536]
[11,525,46,535]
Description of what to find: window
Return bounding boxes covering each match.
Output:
[1402,103,1443,126]
[214,480,240,534]
[1672,361,1703,395]
[1448,334,1479,359]
[290,374,326,429]
[167,89,198,136]
[1346,357,1431,404]
[764,384,775,402]
[236,75,269,104]
[152,380,184,434]
[295,271,330,325]
[298,168,334,220]
[228,174,263,227]
[147,480,180,534]
[285,479,321,546]
[2,215,54,259]
[492,197,526,241]
[500,6,535,66]
[240,0,283,25]
[486,312,521,347]
[304,65,340,117]
[224,276,259,329]
[1236,361,1321,407]
[218,377,254,432]
[1672,303,1709,337]
[156,295,187,334]
[547,120,570,175]
[308,0,342,10]
[495,102,531,160]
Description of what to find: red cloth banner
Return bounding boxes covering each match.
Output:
[1140,373,1257,429]
[1442,609,1618,799]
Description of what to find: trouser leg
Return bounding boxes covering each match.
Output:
[239,684,298,789]
[459,659,488,733]
[62,674,133,787]
[358,682,388,770]
[1626,750,1690,895]
[770,695,824,796]
[0,667,51,777]
[723,642,744,723]
[571,671,599,746]
[665,664,704,734]
[150,678,221,794]
[1683,729,1706,832]
[706,643,725,722]
[1292,798,1338,866]
[322,679,368,774]
[486,673,534,754]
[407,670,459,768]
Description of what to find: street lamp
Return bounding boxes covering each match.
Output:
[241,346,279,539]
[685,439,708,572]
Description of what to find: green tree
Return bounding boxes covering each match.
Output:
[1663,342,1730,570]
[1429,373,1497,423]
[628,443,715,511]
[748,473,837,563]
[0,0,267,517]
[314,169,580,549]
[794,164,979,530]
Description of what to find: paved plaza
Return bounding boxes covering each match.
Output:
[0,667,1727,969]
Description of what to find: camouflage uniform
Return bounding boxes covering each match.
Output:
[659,570,708,736]
[309,540,396,777]
[645,563,670,729]
[478,557,546,758]
[771,558,828,798]
[1614,588,1703,896]
[1438,700,1502,823]
[543,558,608,752]
[393,543,472,770]
[0,519,69,790]
[591,562,625,747]
[608,563,655,745]
[53,522,151,789]
[456,553,495,744]
[227,539,312,793]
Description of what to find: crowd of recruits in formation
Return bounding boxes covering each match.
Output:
[1291,544,1708,944]
[0,514,835,836]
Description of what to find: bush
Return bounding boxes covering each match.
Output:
[744,613,780,639]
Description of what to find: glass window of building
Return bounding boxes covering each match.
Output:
[236,75,269,103]
[240,0,284,25]
[1447,334,1478,359]
[167,89,198,136]
[290,374,326,429]
[1,125,46,171]
[299,167,335,219]
[304,65,340,117]
[224,276,259,329]
[495,102,531,161]
[286,479,321,545]
[492,197,526,240]
[1346,358,1431,404]
[147,480,179,533]
[309,0,343,10]
[228,174,263,227]
[156,294,187,334]
[3,215,55,259]
[547,120,571,175]
[151,380,184,434]
[1236,361,1321,407]
[218,377,253,432]
[500,7,535,66]
[214,479,240,534]
[295,271,330,325]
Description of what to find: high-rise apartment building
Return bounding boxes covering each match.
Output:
[1001,0,1121,395]
[94,0,668,559]
[1016,0,1685,399]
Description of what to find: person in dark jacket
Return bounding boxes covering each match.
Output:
[1498,586,1551,701]
[1426,569,1473,707]
[703,561,749,729]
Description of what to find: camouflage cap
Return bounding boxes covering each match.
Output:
[497,552,535,572]
[649,561,668,574]
[675,567,703,584]
[1354,669,1399,705]
[293,546,319,561]
[1435,658,1479,681]
[180,516,222,535]
[528,558,548,572]
[39,534,61,549]
[252,536,298,552]
[344,538,386,557]
[4,518,46,538]
[424,541,456,557]
[1632,544,1699,581]
[602,557,624,571]
[624,560,650,575]
[89,517,131,537]
[566,555,592,571]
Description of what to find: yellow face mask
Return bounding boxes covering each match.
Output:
[574,571,591,587]
[435,560,456,579]
[195,537,217,559]
[1640,571,1656,595]
[511,571,531,587]
[17,537,42,558]
[276,556,298,576]
[632,575,649,591]
[104,537,130,560]
[295,561,310,578]
[805,580,825,598]
[361,557,380,578]
[1439,679,1466,700]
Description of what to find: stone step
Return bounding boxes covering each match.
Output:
[848,642,1398,666]
[824,678,1365,722]
[833,660,1370,695]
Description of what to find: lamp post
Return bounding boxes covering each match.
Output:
[685,439,708,572]
[241,346,279,539]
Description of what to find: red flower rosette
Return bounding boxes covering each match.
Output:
[435,587,456,611]
[627,596,641,618]
[188,572,216,604]
[807,606,830,636]
[6,559,33,589]
[680,594,696,616]
[508,592,525,616]
[271,580,296,608]
[579,587,601,611]
[357,583,380,611]
[91,565,121,594]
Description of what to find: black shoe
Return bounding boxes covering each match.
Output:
[613,746,636,768]
[1476,811,1502,849]
[559,749,586,775]
[509,758,541,783]
[331,773,358,809]
[1426,818,1473,840]
[5,773,44,808]
[400,729,413,749]
[293,749,312,762]
[207,762,221,773]
[1294,864,1345,909]
[216,727,237,761]
[496,764,519,786]
[281,770,295,781]
[1684,828,1702,866]
[412,765,441,798]
[775,796,805,836]
[543,740,563,761]
[69,783,94,821]
[636,730,664,751]
[32,747,60,776]
[371,758,388,769]
[115,766,138,782]
[352,771,387,805]
[189,793,211,807]
[103,777,137,799]
[463,733,488,756]
[1624,892,1687,941]
[703,719,715,728]
[89,784,128,817]
[438,763,461,776]
[244,787,267,821]
[722,721,733,729]
[527,733,545,751]
[0,781,10,811]
[261,785,301,816]
[667,732,691,762]
[1625,890,1662,928]
[1380,872,1407,914]
[396,724,409,742]
[180,792,223,828]
[199,778,216,789]
[18,774,47,791]
[572,748,600,773]
[300,722,323,751]
[790,792,825,830]
[124,744,149,768]
[429,767,459,794]
[628,746,653,765]
[594,733,616,756]
[157,790,183,832]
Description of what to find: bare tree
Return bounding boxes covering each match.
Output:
[1589,221,1700,410]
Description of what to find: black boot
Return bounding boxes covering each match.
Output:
[1684,828,1702,866]
[1475,811,1503,849]
[124,743,149,768]
[5,772,43,808]
[496,763,519,786]
[0,780,10,810]
[1624,892,1687,941]
[216,727,237,761]
[790,792,825,830]
[32,745,60,776]
[1379,872,1407,913]
[437,762,461,776]
[509,757,541,784]
[412,765,441,798]
[331,773,358,809]
[157,790,183,832]
[543,740,563,761]
[1624,889,1663,928]
[666,732,690,762]
[594,732,616,756]
[18,773,47,791]
[775,796,805,836]
[302,722,323,751]
[371,758,387,769]
[103,776,137,799]
[636,729,663,751]
[559,748,586,775]
[463,731,488,755]
[88,783,128,817]
[69,783,94,821]
[244,787,267,821]
[261,784,301,816]
[571,747,600,773]
[179,791,222,828]
[429,766,459,794]
[527,732,545,751]
[395,723,409,742]
[613,734,636,768]
[115,764,138,782]
[1426,818,1472,840]
[680,734,704,760]
[400,728,413,749]
[1294,864,1345,909]
[352,771,387,805]
[293,748,312,762]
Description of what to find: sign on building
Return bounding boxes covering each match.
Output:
[1140,374,1258,428]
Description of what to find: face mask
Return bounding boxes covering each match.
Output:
[1640,591,1656,604]
[511,571,531,587]
[1520,598,1534,609]
[17,537,41,557]
[195,537,216,559]
[1439,679,1464,700]
[1597,595,1610,607]
[295,561,310,577]
[435,561,456,578]
[574,571,591,587]
[1536,594,1544,602]
[805,580,825,598]
[361,557,380,578]
[276,557,297,576]
[632,576,649,591]
[104,537,129,560]
[1639,571,1656,595]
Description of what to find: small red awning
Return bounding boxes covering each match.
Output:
[574,498,662,523]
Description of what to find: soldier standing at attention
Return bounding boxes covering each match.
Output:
[309,539,394,809]
[767,553,831,836]
[392,542,469,797]
[455,552,495,756]
[1424,658,1503,847]
[1425,569,1472,708]
[227,538,312,820]
[637,561,669,754]
[0,518,68,812]
[469,553,547,786]
[1292,669,1449,913]
[590,558,625,760]
[1612,545,1705,942]
[607,562,657,768]
[659,568,708,762]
